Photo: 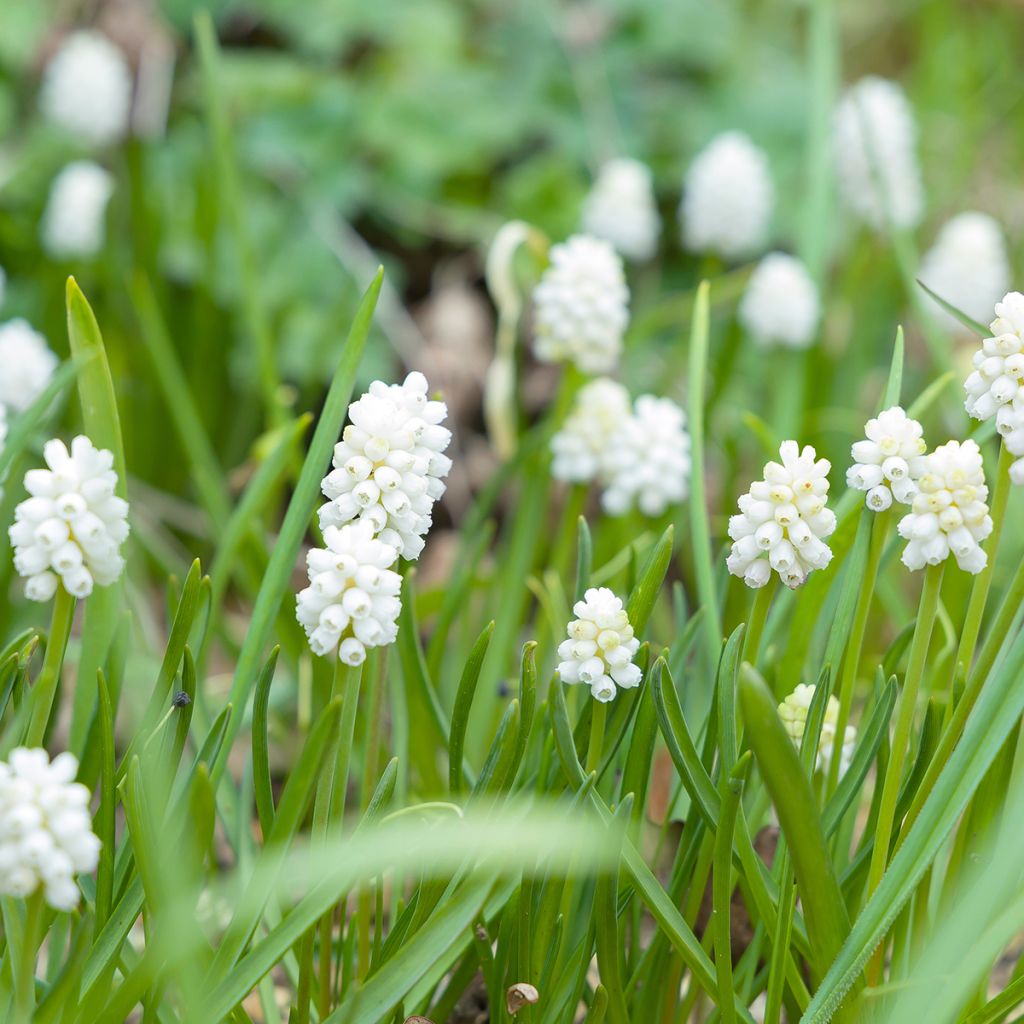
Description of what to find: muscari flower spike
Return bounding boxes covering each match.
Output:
[581,157,661,262]
[846,406,928,512]
[778,684,856,777]
[738,252,820,350]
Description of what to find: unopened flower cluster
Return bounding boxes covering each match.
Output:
[301,373,451,663]
[833,76,923,231]
[42,161,114,259]
[10,437,129,601]
[532,235,630,373]
[0,748,100,911]
[727,441,835,589]
[551,379,691,517]
[557,588,641,703]
[778,685,856,777]
[847,406,927,511]
[897,439,991,574]
[582,158,661,262]
[296,520,402,666]
[738,253,820,350]
[0,320,58,415]
[681,131,774,260]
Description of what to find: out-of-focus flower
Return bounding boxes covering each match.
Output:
[531,234,629,374]
[557,587,641,702]
[41,161,114,259]
[551,377,631,483]
[738,253,820,349]
[727,441,835,589]
[39,30,133,146]
[833,76,923,230]
[897,439,991,573]
[0,748,100,911]
[319,372,451,561]
[0,320,58,415]
[9,436,129,601]
[600,395,691,516]
[581,158,660,262]
[296,520,402,665]
[920,213,1011,332]
[681,132,774,260]
[964,291,1024,422]
[846,406,928,511]
[778,684,856,776]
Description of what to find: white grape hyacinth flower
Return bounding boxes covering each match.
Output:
[531,234,630,374]
[996,397,1024,486]
[600,395,691,517]
[0,748,101,911]
[897,439,992,574]
[557,588,641,703]
[778,684,856,777]
[581,158,661,262]
[738,253,820,350]
[9,436,129,601]
[833,76,923,231]
[920,213,1011,333]
[0,320,58,414]
[296,519,402,665]
[550,377,631,483]
[39,30,133,147]
[727,441,835,589]
[41,161,115,259]
[319,372,451,561]
[681,131,774,260]
[846,406,928,512]
[964,291,1024,422]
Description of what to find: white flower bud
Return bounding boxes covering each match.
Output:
[41,161,114,259]
[777,684,856,776]
[738,253,820,350]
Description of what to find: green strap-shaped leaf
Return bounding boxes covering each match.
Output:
[448,622,494,793]
[627,525,674,635]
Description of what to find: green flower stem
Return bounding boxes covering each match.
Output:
[828,508,889,794]
[586,700,608,776]
[10,891,44,1023]
[24,586,76,748]
[866,562,944,904]
[741,582,774,666]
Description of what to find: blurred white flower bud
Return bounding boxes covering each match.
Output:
[41,161,114,259]
[582,157,660,262]
[738,253,820,349]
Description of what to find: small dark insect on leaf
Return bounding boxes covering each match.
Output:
[172,690,192,708]
[506,983,540,1015]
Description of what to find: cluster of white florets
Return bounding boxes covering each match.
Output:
[897,439,992,574]
[296,520,403,666]
[42,161,114,259]
[550,381,690,517]
[531,235,630,374]
[0,320,58,415]
[0,748,100,911]
[920,213,1011,333]
[833,76,923,231]
[681,132,774,260]
[738,253,820,349]
[727,441,835,589]
[778,684,856,777]
[846,406,928,512]
[319,372,452,561]
[581,158,661,262]
[557,588,642,703]
[39,30,132,146]
[9,437,129,601]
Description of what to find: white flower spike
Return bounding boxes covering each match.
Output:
[681,131,774,260]
[41,161,114,259]
[39,30,133,147]
[531,234,629,374]
[0,748,100,911]
[9,436,129,601]
[778,684,856,777]
[727,441,835,589]
[847,406,928,512]
[833,77,923,231]
[738,253,820,350]
[0,320,58,415]
[582,158,660,262]
[319,372,451,561]
[964,292,1024,422]
[550,378,631,484]
[601,395,691,517]
[920,213,1010,333]
[897,439,991,574]
[557,588,641,703]
[296,519,403,665]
